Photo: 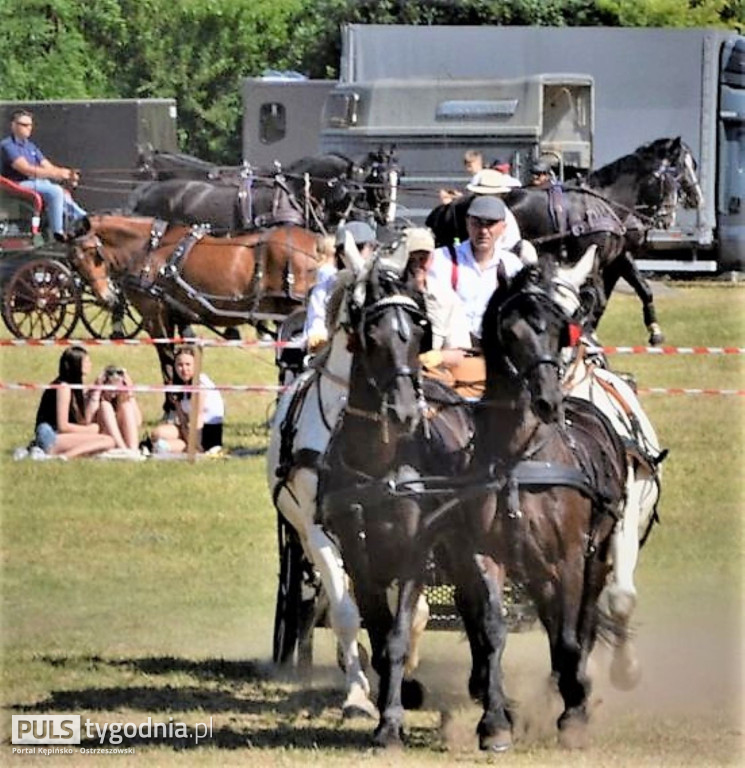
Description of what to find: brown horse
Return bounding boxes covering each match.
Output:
[62,213,322,399]
[464,253,628,751]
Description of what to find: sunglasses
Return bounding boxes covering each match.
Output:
[468,217,501,228]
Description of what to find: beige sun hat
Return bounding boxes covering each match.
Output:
[404,227,435,254]
[466,168,522,194]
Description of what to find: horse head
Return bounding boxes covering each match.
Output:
[482,248,591,423]
[638,137,704,226]
[63,214,153,309]
[344,247,428,433]
[359,146,403,226]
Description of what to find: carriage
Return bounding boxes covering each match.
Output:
[0,176,144,340]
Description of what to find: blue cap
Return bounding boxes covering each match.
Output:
[335,221,376,246]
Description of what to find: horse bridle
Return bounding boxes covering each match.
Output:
[363,158,399,224]
[495,284,580,382]
[345,292,429,441]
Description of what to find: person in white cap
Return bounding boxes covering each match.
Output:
[402,227,470,373]
[465,168,522,250]
[428,196,523,344]
[303,221,377,351]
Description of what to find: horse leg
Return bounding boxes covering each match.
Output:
[374,577,421,748]
[141,309,176,418]
[605,467,646,690]
[550,563,592,749]
[385,585,427,710]
[305,522,377,718]
[617,251,663,345]
[444,546,512,752]
[278,468,375,718]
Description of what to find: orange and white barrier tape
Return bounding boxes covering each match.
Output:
[0,338,743,355]
[0,381,741,396]
[0,382,283,394]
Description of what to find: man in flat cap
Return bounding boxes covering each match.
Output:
[528,159,556,188]
[303,221,377,350]
[428,196,523,346]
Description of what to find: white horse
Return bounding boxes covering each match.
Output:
[266,234,429,718]
[563,344,664,689]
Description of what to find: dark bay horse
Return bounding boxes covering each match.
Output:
[62,213,322,393]
[129,148,402,233]
[318,251,499,747]
[463,253,628,750]
[425,137,703,344]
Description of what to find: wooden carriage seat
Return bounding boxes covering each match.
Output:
[0,176,44,244]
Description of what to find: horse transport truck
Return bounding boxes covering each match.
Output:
[243,26,744,274]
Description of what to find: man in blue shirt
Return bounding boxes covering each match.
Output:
[1,109,86,237]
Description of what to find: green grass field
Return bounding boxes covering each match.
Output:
[1,282,743,766]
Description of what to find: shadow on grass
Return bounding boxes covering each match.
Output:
[8,654,385,751]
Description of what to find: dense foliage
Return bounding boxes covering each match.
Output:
[0,0,741,162]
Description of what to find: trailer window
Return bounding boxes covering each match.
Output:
[436,100,518,120]
[325,93,359,128]
[259,102,286,145]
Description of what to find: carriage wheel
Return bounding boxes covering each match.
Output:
[272,517,305,667]
[1,258,81,340]
[78,283,144,339]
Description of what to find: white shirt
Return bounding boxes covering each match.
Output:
[500,208,522,251]
[422,280,471,350]
[181,373,224,425]
[429,240,524,340]
[302,263,338,340]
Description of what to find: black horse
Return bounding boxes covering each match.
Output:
[128,148,401,233]
[426,137,703,344]
[319,252,500,748]
[462,255,628,750]
[136,145,241,181]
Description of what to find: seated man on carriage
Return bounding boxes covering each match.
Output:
[1,109,86,239]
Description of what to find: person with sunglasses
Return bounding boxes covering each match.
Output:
[428,196,524,346]
[1,109,86,238]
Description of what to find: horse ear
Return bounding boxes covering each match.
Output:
[515,239,538,265]
[497,260,510,289]
[379,239,408,276]
[557,244,597,288]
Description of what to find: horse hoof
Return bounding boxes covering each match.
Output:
[373,722,404,748]
[558,710,589,749]
[610,649,642,691]
[479,729,512,753]
[647,324,664,346]
[401,678,426,710]
[342,685,378,720]
[558,721,588,750]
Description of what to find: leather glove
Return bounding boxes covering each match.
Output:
[307,329,329,351]
[419,349,443,369]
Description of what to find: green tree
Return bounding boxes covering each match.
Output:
[596,0,735,27]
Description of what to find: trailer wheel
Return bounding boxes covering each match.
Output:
[1,258,80,339]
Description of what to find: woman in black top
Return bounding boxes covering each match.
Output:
[33,346,115,458]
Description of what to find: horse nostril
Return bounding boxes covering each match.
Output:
[534,397,557,424]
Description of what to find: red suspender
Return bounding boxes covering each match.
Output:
[447,243,458,291]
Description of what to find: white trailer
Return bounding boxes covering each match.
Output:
[338,25,745,272]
